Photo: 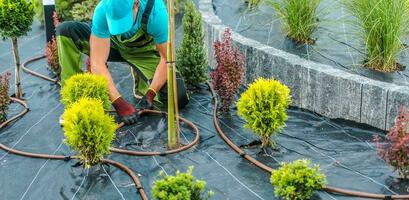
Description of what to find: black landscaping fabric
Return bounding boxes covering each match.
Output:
[213,0,409,87]
[1,12,409,200]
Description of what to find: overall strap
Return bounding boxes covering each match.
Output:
[141,0,155,32]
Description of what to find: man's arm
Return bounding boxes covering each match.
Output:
[149,43,168,92]
[89,34,121,101]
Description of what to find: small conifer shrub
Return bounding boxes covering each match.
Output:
[61,73,111,110]
[237,78,291,148]
[271,159,326,200]
[211,28,245,113]
[63,98,116,168]
[177,0,208,86]
[152,166,214,200]
[0,72,11,123]
[374,106,409,179]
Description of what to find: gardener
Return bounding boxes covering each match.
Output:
[56,0,188,125]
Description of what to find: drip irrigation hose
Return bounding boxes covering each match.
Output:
[111,109,200,156]
[0,97,29,129]
[21,55,61,86]
[209,82,409,199]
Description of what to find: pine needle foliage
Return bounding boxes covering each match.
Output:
[211,28,245,113]
[177,0,208,86]
[271,159,326,200]
[268,0,320,44]
[152,166,214,200]
[344,0,409,72]
[63,98,116,168]
[237,78,291,148]
[374,106,409,179]
[61,73,111,110]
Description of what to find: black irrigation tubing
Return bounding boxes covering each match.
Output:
[21,55,201,156]
[21,55,61,86]
[0,97,148,199]
[208,82,409,199]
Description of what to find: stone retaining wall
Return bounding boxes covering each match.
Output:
[199,0,409,130]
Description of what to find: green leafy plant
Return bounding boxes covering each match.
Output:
[71,0,99,22]
[61,73,111,110]
[374,106,409,179]
[211,28,245,113]
[0,0,35,99]
[271,159,326,200]
[0,72,10,123]
[344,0,409,72]
[32,0,83,23]
[63,98,116,168]
[176,0,208,86]
[152,166,214,200]
[268,0,321,44]
[237,78,291,148]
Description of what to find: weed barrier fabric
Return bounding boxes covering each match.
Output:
[213,0,409,86]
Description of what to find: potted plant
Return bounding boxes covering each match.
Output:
[344,0,409,72]
[0,72,11,123]
[268,0,321,44]
[177,0,208,87]
[237,78,291,149]
[152,166,214,200]
[63,97,116,168]
[211,28,245,113]
[0,0,35,99]
[271,159,327,200]
[374,106,409,179]
[60,73,111,110]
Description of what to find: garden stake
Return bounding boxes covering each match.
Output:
[166,0,181,149]
[11,38,23,99]
[209,82,409,199]
[42,0,56,42]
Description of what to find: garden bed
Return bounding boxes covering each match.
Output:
[201,0,409,131]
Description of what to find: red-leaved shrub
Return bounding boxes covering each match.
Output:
[45,11,60,75]
[211,28,245,113]
[374,106,409,179]
[0,72,11,123]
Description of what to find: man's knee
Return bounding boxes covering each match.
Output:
[56,21,90,40]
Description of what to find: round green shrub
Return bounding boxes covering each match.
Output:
[61,73,111,110]
[237,78,291,148]
[0,0,35,39]
[176,0,208,86]
[152,166,214,200]
[63,97,116,168]
[271,159,326,200]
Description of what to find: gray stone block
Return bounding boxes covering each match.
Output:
[386,87,409,130]
[337,74,362,122]
[361,83,388,130]
[301,67,319,112]
[316,71,340,118]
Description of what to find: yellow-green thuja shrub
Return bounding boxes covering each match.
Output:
[63,98,116,168]
[61,73,111,110]
[237,78,291,148]
[271,159,326,200]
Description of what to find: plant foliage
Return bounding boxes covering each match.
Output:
[63,98,116,168]
[344,0,409,72]
[45,12,61,76]
[271,159,326,200]
[152,166,214,200]
[32,0,83,23]
[211,28,245,113]
[0,72,10,123]
[71,0,99,22]
[247,0,262,9]
[374,106,409,179]
[0,0,35,39]
[237,78,291,148]
[177,0,208,86]
[268,0,320,44]
[61,73,111,110]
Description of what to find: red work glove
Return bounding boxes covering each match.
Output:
[112,97,138,125]
[135,88,156,111]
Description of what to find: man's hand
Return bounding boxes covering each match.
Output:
[113,97,138,125]
[135,88,156,111]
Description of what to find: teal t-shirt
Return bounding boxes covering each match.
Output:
[91,0,168,44]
